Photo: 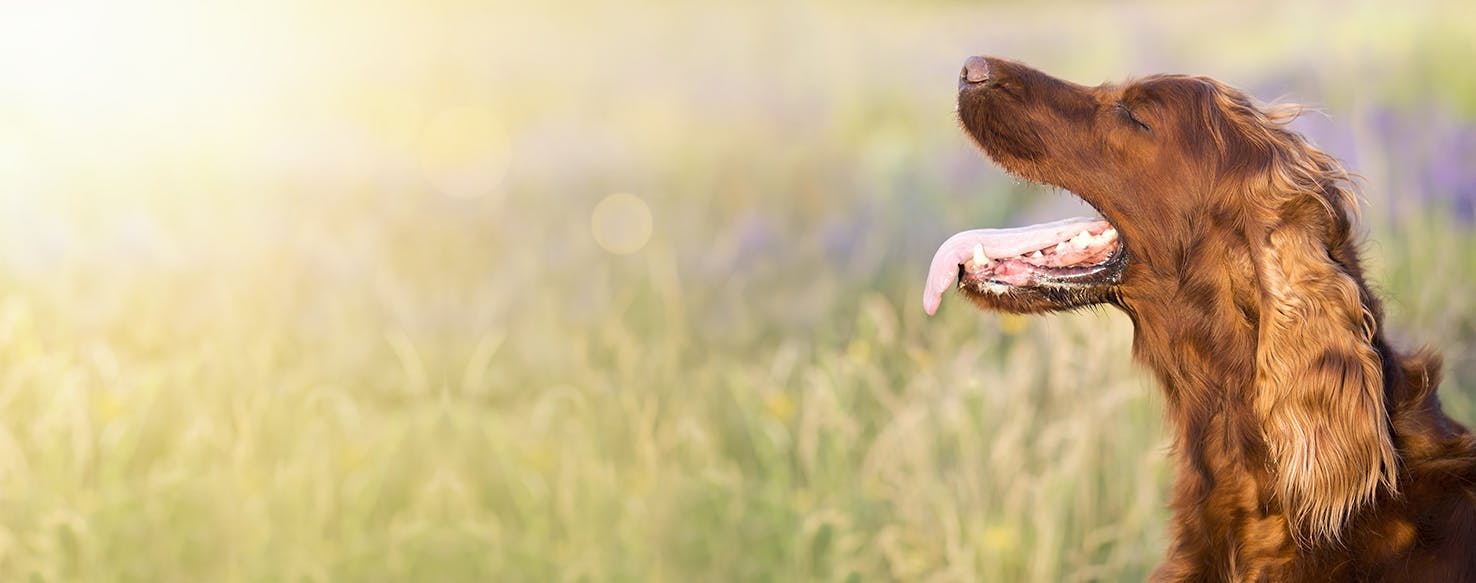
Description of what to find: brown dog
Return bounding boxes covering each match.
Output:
[925,57,1476,581]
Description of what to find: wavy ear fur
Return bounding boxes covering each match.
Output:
[1253,225,1396,544]
[1204,84,1400,544]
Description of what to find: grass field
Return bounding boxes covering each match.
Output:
[1,0,1474,580]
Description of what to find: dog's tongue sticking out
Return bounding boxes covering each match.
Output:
[922,217,1113,315]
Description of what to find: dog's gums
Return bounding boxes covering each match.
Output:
[922,217,1121,314]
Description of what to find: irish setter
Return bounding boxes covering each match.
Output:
[925,57,1476,581]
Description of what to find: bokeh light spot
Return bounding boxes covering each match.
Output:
[419,106,510,199]
[591,193,653,255]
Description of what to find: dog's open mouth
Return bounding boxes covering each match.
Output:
[922,216,1125,314]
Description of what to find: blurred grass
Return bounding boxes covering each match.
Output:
[0,0,1473,581]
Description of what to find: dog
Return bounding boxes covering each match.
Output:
[924,56,1476,581]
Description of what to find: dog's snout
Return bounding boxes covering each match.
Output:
[961,56,990,84]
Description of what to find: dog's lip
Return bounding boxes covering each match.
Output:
[922,216,1118,315]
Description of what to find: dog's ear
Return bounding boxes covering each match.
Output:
[1252,224,1396,545]
[1200,79,1397,544]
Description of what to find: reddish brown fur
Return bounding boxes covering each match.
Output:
[954,57,1476,581]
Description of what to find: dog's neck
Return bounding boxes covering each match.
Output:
[1125,289,1268,471]
[1120,275,1289,560]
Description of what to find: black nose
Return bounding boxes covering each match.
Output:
[961,56,990,84]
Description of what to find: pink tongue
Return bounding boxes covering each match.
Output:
[921,217,1109,315]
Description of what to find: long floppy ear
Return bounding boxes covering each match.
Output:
[1198,79,1398,543]
[1252,223,1397,545]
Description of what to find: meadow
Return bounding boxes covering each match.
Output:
[0,0,1473,580]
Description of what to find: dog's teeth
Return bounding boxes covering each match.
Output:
[1031,250,1044,261]
[1072,231,1092,249]
[1055,241,1069,254]
[972,243,987,265]
[1101,228,1118,242]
